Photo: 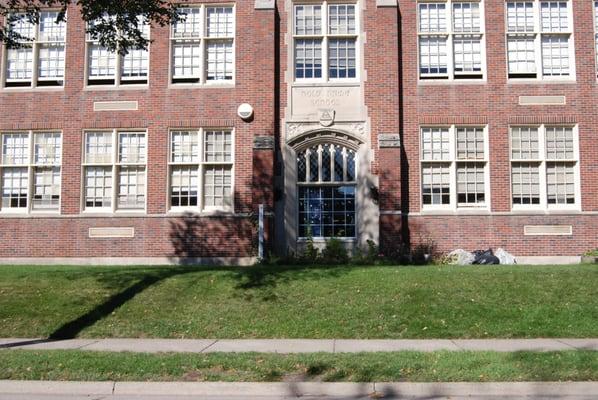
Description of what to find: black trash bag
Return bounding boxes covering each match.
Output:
[472,249,500,265]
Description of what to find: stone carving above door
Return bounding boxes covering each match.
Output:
[286,122,367,147]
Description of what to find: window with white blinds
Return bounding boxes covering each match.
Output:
[0,131,62,213]
[506,1,575,80]
[421,126,489,210]
[169,129,234,211]
[510,125,579,209]
[171,5,235,84]
[83,130,147,212]
[86,16,150,86]
[418,1,485,80]
[4,11,66,88]
[293,2,359,81]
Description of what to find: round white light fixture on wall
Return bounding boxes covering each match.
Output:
[238,103,254,120]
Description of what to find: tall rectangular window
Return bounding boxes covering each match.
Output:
[418,1,485,80]
[0,131,62,213]
[169,129,234,211]
[4,11,66,88]
[86,16,149,86]
[506,1,574,80]
[171,5,235,84]
[510,125,578,209]
[293,2,358,81]
[83,130,146,212]
[421,126,489,210]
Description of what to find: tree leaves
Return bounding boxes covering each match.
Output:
[0,0,180,55]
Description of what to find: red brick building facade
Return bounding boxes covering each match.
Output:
[0,0,596,264]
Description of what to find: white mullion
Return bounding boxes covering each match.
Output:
[198,127,205,211]
[447,2,454,81]
[449,125,457,210]
[317,144,323,183]
[31,39,39,88]
[342,147,348,182]
[112,130,118,213]
[535,0,543,79]
[483,125,491,210]
[27,131,34,213]
[566,1,575,79]
[200,5,207,84]
[480,0,487,79]
[329,145,334,182]
[538,124,547,209]
[322,1,329,81]
[305,148,311,184]
[573,124,581,209]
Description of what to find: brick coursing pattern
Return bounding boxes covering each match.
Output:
[0,0,597,260]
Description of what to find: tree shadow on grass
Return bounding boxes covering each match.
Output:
[0,209,397,347]
[0,265,359,347]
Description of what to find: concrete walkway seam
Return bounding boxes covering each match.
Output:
[1,338,598,353]
[1,381,598,397]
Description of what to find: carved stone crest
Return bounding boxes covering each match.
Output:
[319,109,335,127]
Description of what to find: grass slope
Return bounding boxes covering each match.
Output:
[1,350,597,382]
[0,264,596,339]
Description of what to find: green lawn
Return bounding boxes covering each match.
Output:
[1,350,596,382]
[0,264,596,339]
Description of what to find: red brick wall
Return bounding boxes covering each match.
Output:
[0,1,274,259]
[388,0,598,257]
[2,0,597,260]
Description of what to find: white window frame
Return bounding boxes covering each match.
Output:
[417,0,486,82]
[509,124,580,212]
[505,0,576,81]
[420,125,491,212]
[82,129,148,213]
[85,16,150,87]
[169,4,236,86]
[168,128,235,213]
[1,11,67,89]
[293,1,360,83]
[0,130,62,214]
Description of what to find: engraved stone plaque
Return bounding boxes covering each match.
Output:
[524,225,572,236]
[253,136,275,149]
[291,85,363,121]
[89,227,135,238]
[379,134,401,148]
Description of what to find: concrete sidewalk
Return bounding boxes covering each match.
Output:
[0,381,597,400]
[1,338,597,353]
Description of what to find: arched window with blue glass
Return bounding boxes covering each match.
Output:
[296,143,356,238]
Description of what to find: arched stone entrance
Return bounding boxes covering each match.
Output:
[277,127,379,255]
